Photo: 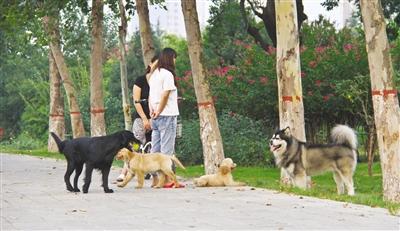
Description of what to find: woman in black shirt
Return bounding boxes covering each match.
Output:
[117,55,158,182]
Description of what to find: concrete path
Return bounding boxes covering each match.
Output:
[1,153,399,230]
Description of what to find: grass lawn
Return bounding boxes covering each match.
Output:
[1,147,399,214]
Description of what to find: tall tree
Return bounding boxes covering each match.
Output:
[90,0,106,136]
[275,0,306,181]
[43,12,86,138]
[118,0,132,130]
[181,0,225,174]
[48,51,65,151]
[360,0,400,202]
[136,0,156,66]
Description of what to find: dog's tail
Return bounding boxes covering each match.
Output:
[330,125,357,150]
[171,155,186,170]
[50,132,65,153]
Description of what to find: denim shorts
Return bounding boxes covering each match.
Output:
[150,116,177,155]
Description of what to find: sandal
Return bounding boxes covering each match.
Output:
[163,182,185,188]
[163,182,175,188]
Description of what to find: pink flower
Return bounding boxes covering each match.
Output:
[248,79,255,84]
[323,95,330,101]
[300,46,307,53]
[315,46,326,53]
[244,44,251,49]
[315,80,322,87]
[226,75,234,83]
[260,76,268,85]
[309,61,317,68]
[301,72,306,78]
[343,44,353,52]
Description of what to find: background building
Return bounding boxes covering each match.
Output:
[129,0,211,38]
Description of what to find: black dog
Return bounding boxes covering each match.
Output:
[51,130,140,193]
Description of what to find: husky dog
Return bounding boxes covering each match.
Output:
[269,125,357,195]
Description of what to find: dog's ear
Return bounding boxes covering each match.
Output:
[283,126,291,136]
[220,166,230,175]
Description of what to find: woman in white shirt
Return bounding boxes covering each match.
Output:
[148,48,179,156]
[148,48,182,187]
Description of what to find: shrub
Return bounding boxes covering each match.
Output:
[175,111,274,167]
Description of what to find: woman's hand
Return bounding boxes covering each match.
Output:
[143,118,151,131]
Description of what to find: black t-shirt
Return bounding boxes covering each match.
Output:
[133,75,150,119]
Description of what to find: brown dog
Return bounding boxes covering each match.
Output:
[115,148,185,188]
[193,158,246,187]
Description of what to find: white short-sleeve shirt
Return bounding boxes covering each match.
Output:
[148,68,179,116]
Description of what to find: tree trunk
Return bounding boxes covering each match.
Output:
[275,0,306,183]
[48,50,65,152]
[366,123,376,176]
[90,0,106,136]
[136,0,155,67]
[181,0,225,174]
[360,0,400,202]
[275,0,305,140]
[118,0,132,131]
[43,14,85,138]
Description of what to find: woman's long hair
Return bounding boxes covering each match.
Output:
[146,54,159,74]
[157,47,177,77]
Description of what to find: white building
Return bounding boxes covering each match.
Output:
[129,0,211,38]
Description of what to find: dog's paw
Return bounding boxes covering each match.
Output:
[73,188,80,192]
[117,183,125,187]
[135,186,143,189]
[66,187,74,192]
[104,188,114,193]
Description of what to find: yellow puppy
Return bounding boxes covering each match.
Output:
[115,148,185,189]
[193,158,246,187]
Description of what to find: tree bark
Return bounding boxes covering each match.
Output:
[136,0,155,67]
[118,0,132,131]
[43,14,85,138]
[366,123,376,176]
[275,0,305,140]
[90,0,106,136]
[181,0,225,174]
[48,50,65,151]
[360,0,400,202]
[275,0,306,183]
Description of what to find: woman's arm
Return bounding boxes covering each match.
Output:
[151,90,171,119]
[133,85,151,130]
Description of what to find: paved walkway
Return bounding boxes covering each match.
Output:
[1,153,399,230]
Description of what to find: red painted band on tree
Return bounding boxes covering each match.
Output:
[198,101,213,108]
[282,95,302,102]
[91,108,105,114]
[371,89,398,97]
[49,114,64,118]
